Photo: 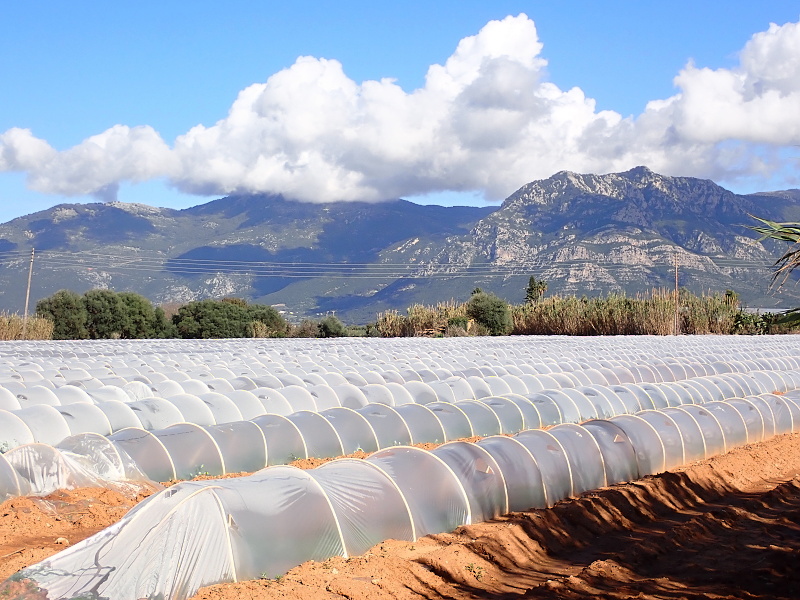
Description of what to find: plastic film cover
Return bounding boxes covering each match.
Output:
[205,421,268,474]
[0,410,34,452]
[15,405,71,446]
[760,394,794,434]
[676,405,726,455]
[110,427,176,482]
[609,415,666,476]
[704,402,748,448]
[455,400,502,437]
[499,394,543,430]
[55,403,113,436]
[288,411,344,459]
[251,414,308,465]
[164,393,217,425]
[549,424,607,494]
[198,392,245,424]
[310,459,415,556]
[221,389,265,419]
[477,436,547,511]
[357,404,412,448]
[725,398,765,443]
[394,403,447,445]
[513,429,572,507]
[17,484,235,600]
[426,402,474,440]
[479,396,524,434]
[320,407,380,453]
[367,446,470,537]
[635,411,685,469]
[253,388,293,415]
[127,397,185,430]
[582,420,639,484]
[524,393,564,427]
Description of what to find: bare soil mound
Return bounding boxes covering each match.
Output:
[194,432,800,600]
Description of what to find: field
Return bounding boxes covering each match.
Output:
[0,335,799,599]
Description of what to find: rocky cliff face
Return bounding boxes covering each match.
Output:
[0,168,797,322]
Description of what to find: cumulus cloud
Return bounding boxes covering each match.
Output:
[2,14,800,203]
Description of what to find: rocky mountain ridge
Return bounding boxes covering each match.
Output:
[0,167,798,322]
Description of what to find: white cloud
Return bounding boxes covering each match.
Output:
[2,14,800,203]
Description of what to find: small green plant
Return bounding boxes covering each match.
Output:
[465,563,484,581]
[189,464,210,478]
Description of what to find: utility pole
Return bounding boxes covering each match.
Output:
[22,248,35,340]
[673,250,680,336]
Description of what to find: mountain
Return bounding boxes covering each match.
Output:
[1,167,798,323]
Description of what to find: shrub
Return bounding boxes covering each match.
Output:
[36,290,88,340]
[318,315,346,338]
[465,292,512,336]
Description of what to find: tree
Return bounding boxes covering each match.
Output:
[172,299,288,338]
[525,276,548,304]
[465,291,512,336]
[83,289,127,339]
[749,216,800,326]
[36,290,88,340]
[318,315,346,338]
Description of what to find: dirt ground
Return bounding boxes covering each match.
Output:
[1,433,799,599]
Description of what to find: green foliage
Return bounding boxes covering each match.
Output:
[465,291,512,336]
[36,289,88,340]
[524,276,548,304]
[172,298,288,339]
[83,289,127,339]
[318,315,346,338]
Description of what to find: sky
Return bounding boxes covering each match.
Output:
[1,1,799,223]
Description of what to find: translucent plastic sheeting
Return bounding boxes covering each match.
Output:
[252,388,293,415]
[760,394,796,434]
[500,393,543,430]
[0,453,26,499]
[675,405,727,455]
[307,385,342,411]
[724,398,766,443]
[367,446,470,537]
[280,385,318,412]
[548,423,607,494]
[320,407,380,454]
[609,415,666,475]
[478,396,525,434]
[357,404,412,447]
[154,424,225,480]
[606,385,644,413]
[57,432,149,482]
[635,410,685,469]
[661,407,707,462]
[15,405,71,446]
[513,429,572,507]
[221,390,265,420]
[251,414,308,465]
[402,380,439,404]
[307,460,415,556]
[52,385,94,405]
[287,411,344,459]
[525,393,564,426]
[19,483,238,600]
[359,384,395,406]
[0,410,34,451]
[560,388,599,420]
[127,398,185,430]
[163,393,216,426]
[198,392,245,424]
[110,427,177,482]
[394,403,447,444]
[426,402,473,440]
[455,400,502,436]
[431,441,507,522]
[0,387,21,411]
[477,436,547,511]
[703,402,749,449]
[15,385,60,408]
[331,384,369,409]
[575,386,621,419]
[3,443,104,496]
[531,391,580,423]
[581,420,639,485]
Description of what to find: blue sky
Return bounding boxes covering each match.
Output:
[1,1,799,222]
